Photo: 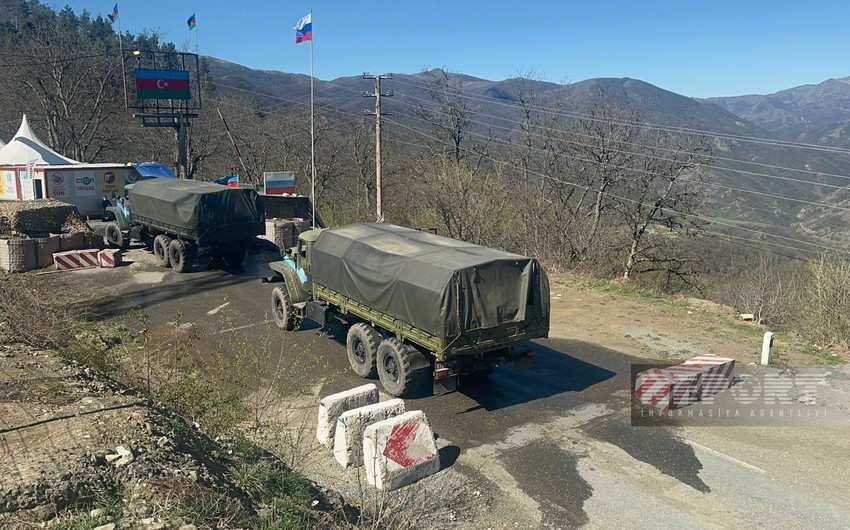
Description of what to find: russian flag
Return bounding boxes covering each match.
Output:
[295,13,312,44]
[265,172,296,195]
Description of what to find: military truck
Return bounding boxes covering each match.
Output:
[105,179,265,272]
[264,223,550,396]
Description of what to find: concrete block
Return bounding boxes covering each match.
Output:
[316,383,378,446]
[333,398,405,468]
[363,410,440,490]
[635,365,705,412]
[53,249,99,270]
[98,248,122,268]
[683,354,736,398]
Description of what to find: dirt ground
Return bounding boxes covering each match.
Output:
[0,262,844,528]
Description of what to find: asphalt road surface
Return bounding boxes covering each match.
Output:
[72,243,850,529]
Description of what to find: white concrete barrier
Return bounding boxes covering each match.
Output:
[98,248,122,268]
[333,398,405,468]
[316,383,379,446]
[53,249,100,270]
[363,410,440,490]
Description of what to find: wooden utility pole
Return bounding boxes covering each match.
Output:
[363,73,392,222]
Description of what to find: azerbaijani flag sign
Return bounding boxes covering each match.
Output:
[135,69,191,100]
[107,3,118,23]
[294,13,312,44]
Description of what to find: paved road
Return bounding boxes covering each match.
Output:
[75,246,850,529]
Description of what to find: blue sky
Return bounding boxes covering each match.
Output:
[48,1,850,98]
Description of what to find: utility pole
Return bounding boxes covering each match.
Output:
[363,73,392,222]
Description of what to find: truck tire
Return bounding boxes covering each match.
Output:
[271,286,295,331]
[168,239,193,273]
[347,323,381,378]
[153,235,171,267]
[105,221,127,249]
[377,338,416,397]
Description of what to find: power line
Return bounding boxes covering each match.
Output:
[381,116,846,255]
[390,75,850,157]
[204,79,850,218]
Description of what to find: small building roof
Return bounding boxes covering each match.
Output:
[0,114,79,166]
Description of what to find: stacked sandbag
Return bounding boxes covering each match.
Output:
[0,201,99,273]
[33,235,61,268]
[0,199,89,236]
[0,238,37,273]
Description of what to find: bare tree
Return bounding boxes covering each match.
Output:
[409,68,485,169]
[4,8,128,161]
[612,129,711,281]
[793,252,850,351]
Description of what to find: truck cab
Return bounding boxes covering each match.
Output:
[267,228,322,330]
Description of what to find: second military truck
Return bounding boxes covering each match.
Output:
[265,223,550,396]
[105,178,265,272]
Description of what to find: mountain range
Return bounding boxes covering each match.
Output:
[205,57,850,250]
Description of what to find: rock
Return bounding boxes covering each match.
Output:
[93,524,115,530]
[89,508,105,518]
[114,445,134,467]
[178,525,197,530]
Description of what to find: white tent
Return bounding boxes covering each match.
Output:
[0,114,79,165]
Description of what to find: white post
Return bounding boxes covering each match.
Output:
[761,332,774,365]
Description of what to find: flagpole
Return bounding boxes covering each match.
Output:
[116,13,128,107]
[309,8,315,229]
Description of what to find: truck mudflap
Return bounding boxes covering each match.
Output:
[433,364,459,395]
[431,348,536,395]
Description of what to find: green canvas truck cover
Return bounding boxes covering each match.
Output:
[128,179,264,243]
[311,223,550,338]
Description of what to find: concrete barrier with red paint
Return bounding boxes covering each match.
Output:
[316,383,379,446]
[53,249,100,270]
[635,365,705,412]
[636,354,736,412]
[98,249,122,268]
[363,410,440,490]
[683,354,736,399]
[333,398,405,468]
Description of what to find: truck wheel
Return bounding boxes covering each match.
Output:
[377,338,416,397]
[271,286,295,331]
[153,235,172,267]
[347,323,381,378]
[105,221,127,249]
[168,239,193,273]
[223,243,246,267]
